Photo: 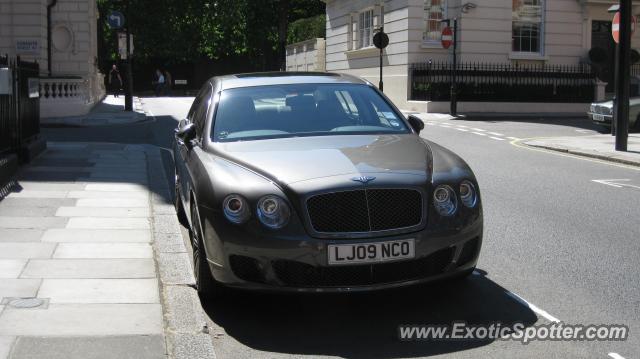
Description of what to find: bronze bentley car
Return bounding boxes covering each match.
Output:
[173,72,483,296]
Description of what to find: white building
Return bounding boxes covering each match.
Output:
[0,0,105,117]
[309,0,640,112]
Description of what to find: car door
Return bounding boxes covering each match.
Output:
[178,84,213,211]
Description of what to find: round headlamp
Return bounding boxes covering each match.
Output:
[433,185,457,216]
[459,181,478,208]
[257,195,290,229]
[223,194,250,224]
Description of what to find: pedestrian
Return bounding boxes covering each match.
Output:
[108,64,123,98]
[153,69,165,97]
[164,69,173,96]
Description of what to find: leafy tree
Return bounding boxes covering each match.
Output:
[287,14,325,44]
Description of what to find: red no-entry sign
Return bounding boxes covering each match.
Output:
[612,12,637,43]
[441,27,453,49]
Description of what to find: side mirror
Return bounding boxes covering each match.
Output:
[175,122,196,146]
[407,115,425,134]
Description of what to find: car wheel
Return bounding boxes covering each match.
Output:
[190,201,222,298]
[174,169,189,227]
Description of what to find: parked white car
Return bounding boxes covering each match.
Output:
[588,98,640,132]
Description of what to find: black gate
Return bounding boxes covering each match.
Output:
[0,56,41,159]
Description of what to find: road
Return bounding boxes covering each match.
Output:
[42,97,640,358]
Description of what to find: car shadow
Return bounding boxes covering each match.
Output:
[200,269,538,358]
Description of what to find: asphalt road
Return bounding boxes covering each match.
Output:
[42,97,640,359]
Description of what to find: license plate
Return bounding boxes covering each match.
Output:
[593,114,606,122]
[328,239,415,265]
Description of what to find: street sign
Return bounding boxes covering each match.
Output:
[373,31,389,49]
[118,33,134,59]
[612,12,636,43]
[441,26,453,49]
[107,11,125,29]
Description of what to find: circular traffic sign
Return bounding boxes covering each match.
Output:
[107,10,125,29]
[373,31,389,49]
[441,27,453,49]
[612,12,637,44]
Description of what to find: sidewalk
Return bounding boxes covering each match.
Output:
[0,142,214,359]
[401,111,587,121]
[41,96,148,127]
[523,134,640,166]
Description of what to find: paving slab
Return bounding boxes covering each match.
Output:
[0,260,27,278]
[53,243,153,259]
[6,191,68,199]
[0,217,68,230]
[66,217,150,230]
[0,243,57,259]
[75,198,149,208]
[15,182,86,191]
[0,198,76,208]
[0,207,57,217]
[9,335,165,359]
[0,304,163,336]
[0,336,14,359]
[0,279,41,299]
[523,134,640,166]
[55,207,150,218]
[20,259,156,279]
[41,229,151,243]
[0,229,44,242]
[38,279,159,304]
[66,191,148,199]
[84,183,148,192]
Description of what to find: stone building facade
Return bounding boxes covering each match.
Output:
[0,0,104,117]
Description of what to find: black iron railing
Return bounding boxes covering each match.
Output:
[0,56,40,157]
[410,62,597,103]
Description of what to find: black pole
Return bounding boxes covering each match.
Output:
[379,48,384,92]
[46,0,58,77]
[612,41,619,136]
[450,18,458,116]
[124,0,133,111]
[615,2,631,151]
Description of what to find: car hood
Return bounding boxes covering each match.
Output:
[594,97,640,108]
[210,134,430,184]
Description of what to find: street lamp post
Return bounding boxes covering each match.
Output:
[124,0,133,111]
[615,0,631,151]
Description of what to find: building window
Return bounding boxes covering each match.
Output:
[424,0,446,42]
[512,0,544,53]
[358,9,374,48]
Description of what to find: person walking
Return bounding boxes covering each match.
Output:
[153,69,165,97]
[108,64,123,98]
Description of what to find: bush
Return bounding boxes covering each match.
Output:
[287,14,325,44]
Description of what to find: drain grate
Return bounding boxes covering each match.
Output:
[8,298,45,309]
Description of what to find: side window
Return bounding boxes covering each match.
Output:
[190,85,212,138]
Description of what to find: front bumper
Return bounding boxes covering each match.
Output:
[588,112,612,126]
[201,209,483,293]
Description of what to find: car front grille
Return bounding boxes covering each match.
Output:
[272,247,454,287]
[306,188,423,234]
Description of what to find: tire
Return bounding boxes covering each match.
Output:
[174,169,189,227]
[190,200,222,298]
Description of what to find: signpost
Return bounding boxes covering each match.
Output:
[373,28,389,92]
[613,2,633,152]
[612,11,636,44]
[442,19,458,116]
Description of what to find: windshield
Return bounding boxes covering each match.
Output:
[212,83,410,142]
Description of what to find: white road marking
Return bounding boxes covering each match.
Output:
[488,132,504,136]
[455,128,469,132]
[456,125,468,128]
[489,136,505,141]
[425,122,436,126]
[506,291,561,323]
[472,132,486,136]
[609,353,626,359]
[471,128,486,132]
[576,129,595,134]
[507,136,521,141]
[592,179,640,190]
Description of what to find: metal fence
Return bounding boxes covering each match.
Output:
[409,62,597,103]
[0,56,40,158]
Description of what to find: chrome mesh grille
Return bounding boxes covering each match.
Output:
[306,189,423,233]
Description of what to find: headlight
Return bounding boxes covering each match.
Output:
[433,185,457,216]
[257,195,290,229]
[590,104,595,112]
[459,181,478,208]
[223,194,250,224]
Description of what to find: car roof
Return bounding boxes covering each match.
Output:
[211,72,371,90]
